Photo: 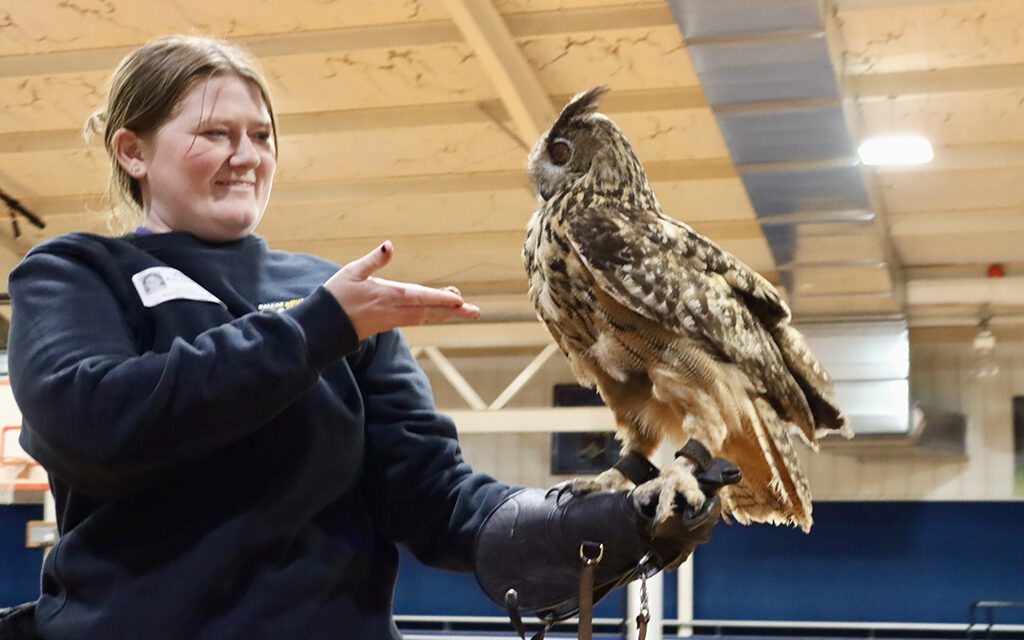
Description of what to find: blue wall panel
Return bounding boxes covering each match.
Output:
[694,501,1024,623]
[395,502,1023,625]
[4,501,1021,626]
[0,504,44,607]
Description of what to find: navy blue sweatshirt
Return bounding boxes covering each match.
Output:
[7,231,513,640]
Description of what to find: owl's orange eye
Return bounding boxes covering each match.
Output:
[549,139,572,165]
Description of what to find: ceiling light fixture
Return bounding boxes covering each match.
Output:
[857,135,934,166]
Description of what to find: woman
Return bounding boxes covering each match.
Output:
[5,36,733,640]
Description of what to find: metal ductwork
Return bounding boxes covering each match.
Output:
[667,0,900,320]
[798,320,964,456]
[799,321,909,435]
[668,0,963,451]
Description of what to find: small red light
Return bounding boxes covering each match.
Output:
[987,264,1005,278]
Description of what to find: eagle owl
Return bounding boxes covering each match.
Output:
[523,86,851,531]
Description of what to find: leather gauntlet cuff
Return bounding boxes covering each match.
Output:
[473,487,651,623]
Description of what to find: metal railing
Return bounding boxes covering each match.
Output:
[395,613,1024,639]
[968,601,1024,640]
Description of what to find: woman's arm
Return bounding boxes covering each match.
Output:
[8,245,358,501]
[356,328,515,571]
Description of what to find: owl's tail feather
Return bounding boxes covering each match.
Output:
[757,397,813,525]
[716,383,814,532]
[774,325,852,440]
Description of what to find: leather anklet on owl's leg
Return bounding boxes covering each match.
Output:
[633,439,716,522]
[560,446,661,497]
[613,450,660,485]
[547,434,661,499]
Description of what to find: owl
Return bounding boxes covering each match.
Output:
[523,86,851,530]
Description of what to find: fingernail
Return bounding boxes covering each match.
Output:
[380,240,392,254]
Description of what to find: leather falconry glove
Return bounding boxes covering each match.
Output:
[473,438,741,636]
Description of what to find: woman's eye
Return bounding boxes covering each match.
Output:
[549,139,572,165]
[253,132,272,142]
[204,130,229,138]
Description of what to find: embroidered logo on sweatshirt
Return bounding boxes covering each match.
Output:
[132,267,223,308]
[258,298,304,312]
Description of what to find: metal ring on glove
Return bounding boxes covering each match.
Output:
[579,541,604,565]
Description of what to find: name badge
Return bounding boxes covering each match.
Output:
[131,267,223,308]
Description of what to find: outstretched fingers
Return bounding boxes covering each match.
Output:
[324,241,482,340]
[378,278,481,325]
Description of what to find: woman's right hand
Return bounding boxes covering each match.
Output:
[324,241,482,341]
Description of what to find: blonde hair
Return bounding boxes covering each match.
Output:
[86,35,278,232]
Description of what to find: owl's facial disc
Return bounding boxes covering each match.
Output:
[528,132,570,201]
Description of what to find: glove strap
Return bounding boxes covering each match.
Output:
[578,541,604,640]
[613,451,660,486]
[503,589,549,640]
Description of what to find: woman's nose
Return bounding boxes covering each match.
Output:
[230,135,261,168]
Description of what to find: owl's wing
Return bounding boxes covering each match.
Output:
[568,207,789,326]
[644,212,846,435]
[564,206,817,435]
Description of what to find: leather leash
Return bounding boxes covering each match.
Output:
[578,544,652,640]
[577,541,604,640]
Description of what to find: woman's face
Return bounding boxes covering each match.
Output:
[135,75,276,242]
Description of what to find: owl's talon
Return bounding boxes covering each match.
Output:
[545,479,589,503]
[559,484,574,501]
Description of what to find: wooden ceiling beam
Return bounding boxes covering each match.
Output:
[446,408,616,434]
[503,4,675,36]
[905,261,1024,280]
[870,143,1024,173]
[0,233,30,266]
[0,87,707,154]
[889,208,1024,237]
[847,64,1024,98]
[0,130,88,155]
[403,321,548,349]
[0,21,462,78]
[443,0,555,145]
[0,5,677,79]
[907,276,1024,307]
[834,0,1020,11]
[14,158,737,211]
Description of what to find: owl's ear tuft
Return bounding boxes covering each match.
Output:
[552,85,609,131]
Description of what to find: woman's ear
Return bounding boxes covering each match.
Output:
[111,128,148,180]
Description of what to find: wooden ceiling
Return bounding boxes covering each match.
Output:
[0,0,1022,333]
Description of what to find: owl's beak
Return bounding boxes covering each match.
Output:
[529,163,558,202]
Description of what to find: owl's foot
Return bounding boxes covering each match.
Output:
[546,467,632,502]
[632,456,705,523]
